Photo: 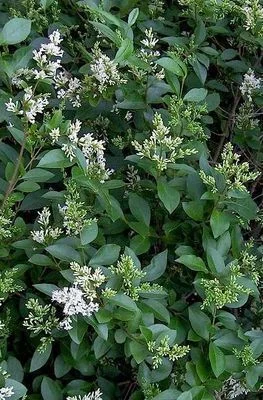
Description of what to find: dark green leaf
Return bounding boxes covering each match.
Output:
[189,304,211,340]
[157,179,180,213]
[176,255,207,272]
[209,342,225,377]
[89,244,120,265]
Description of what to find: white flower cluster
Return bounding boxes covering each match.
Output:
[215,377,248,400]
[79,133,112,181]
[240,69,261,102]
[242,0,263,32]
[31,207,62,244]
[56,118,112,182]
[60,119,82,162]
[52,285,99,330]
[138,28,164,80]
[66,389,103,400]
[141,28,159,49]
[52,261,105,330]
[54,72,82,107]
[52,263,105,330]
[6,87,50,124]
[90,42,127,94]
[32,30,63,79]
[6,30,82,121]
[0,387,14,400]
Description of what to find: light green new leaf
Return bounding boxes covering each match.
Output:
[128,8,139,26]
[115,38,133,63]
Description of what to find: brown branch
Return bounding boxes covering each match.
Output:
[213,91,241,162]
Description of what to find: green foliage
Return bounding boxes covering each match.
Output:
[0,0,262,399]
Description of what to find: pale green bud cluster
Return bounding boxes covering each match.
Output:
[239,244,260,283]
[199,171,218,193]
[10,0,60,32]
[170,97,208,140]
[0,310,10,339]
[235,101,259,130]
[70,262,106,300]
[59,180,96,236]
[215,143,260,192]
[147,335,190,369]
[148,0,165,20]
[89,115,110,138]
[233,345,258,367]
[0,215,13,240]
[0,269,23,300]
[101,288,117,299]
[0,197,18,240]
[141,380,161,399]
[110,255,145,300]
[200,143,260,195]
[201,266,252,309]
[23,298,59,350]
[138,282,164,293]
[133,113,197,171]
[110,255,164,301]
[111,135,126,149]
[241,0,263,35]
[178,0,234,19]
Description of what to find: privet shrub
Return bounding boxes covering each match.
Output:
[0,0,262,399]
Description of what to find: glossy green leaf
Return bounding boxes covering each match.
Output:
[157,179,180,213]
[176,255,207,272]
[209,342,225,377]
[189,304,211,340]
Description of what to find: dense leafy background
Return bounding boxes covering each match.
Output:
[0,0,262,399]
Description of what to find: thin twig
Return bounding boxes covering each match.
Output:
[213,90,241,162]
